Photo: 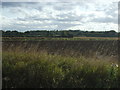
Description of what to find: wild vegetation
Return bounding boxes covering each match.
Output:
[2,40,119,88]
[2,37,118,41]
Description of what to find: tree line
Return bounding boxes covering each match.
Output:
[1,30,119,38]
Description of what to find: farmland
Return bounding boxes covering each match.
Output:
[2,37,120,88]
[2,36,118,41]
[2,40,119,57]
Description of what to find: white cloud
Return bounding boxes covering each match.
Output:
[68,22,118,31]
[1,1,118,31]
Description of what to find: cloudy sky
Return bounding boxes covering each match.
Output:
[1,0,119,32]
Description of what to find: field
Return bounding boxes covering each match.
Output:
[2,36,118,41]
[2,37,120,88]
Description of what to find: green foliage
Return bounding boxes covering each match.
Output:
[2,30,118,37]
[2,50,119,88]
[2,40,119,88]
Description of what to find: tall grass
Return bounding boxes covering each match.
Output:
[3,37,118,41]
[2,40,118,57]
[2,48,119,88]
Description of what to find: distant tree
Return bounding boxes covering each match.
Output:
[109,30,116,33]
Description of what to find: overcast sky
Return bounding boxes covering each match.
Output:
[1,0,119,32]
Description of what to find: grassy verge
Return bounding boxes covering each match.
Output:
[2,50,119,88]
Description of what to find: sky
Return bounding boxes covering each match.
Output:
[0,0,119,32]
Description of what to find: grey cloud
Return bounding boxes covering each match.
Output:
[53,2,75,11]
[83,2,118,24]
[53,2,92,11]
[55,23,80,30]
[92,16,117,24]
[56,14,85,22]
[2,2,43,11]
[2,2,22,7]
[2,1,118,31]
[14,15,82,30]
[2,2,38,7]
[16,11,85,23]
[17,17,50,21]
[96,2,117,17]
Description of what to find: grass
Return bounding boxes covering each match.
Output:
[2,40,119,88]
[2,37,118,41]
[2,48,119,88]
[2,40,118,57]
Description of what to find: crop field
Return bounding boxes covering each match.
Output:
[2,38,120,88]
[2,36,118,41]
